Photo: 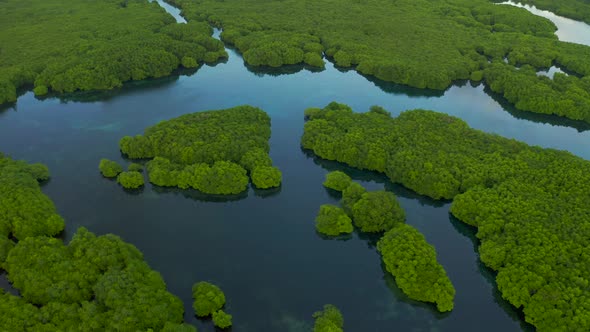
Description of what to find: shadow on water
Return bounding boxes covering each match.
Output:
[151,185,249,203]
[245,62,325,77]
[361,73,447,98]
[482,85,590,132]
[380,262,451,321]
[44,67,201,104]
[253,185,282,199]
[447,215,535,332]
[302,148,448,208]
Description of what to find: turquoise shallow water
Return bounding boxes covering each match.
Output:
[1,2,589,332]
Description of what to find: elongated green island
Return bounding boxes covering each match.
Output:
[0,154,194,331]
[118,105,282,194]
[168,0,590,123]
[0,0,226,105]
[316,171,453,311]
[302,102,590,330]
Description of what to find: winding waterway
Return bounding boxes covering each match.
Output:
[500,1,590,45]
[1,2,589,331]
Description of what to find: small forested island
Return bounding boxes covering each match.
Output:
[312,304,344,332]
[169,0,590,122]
[0,0,226,105]
[0,154,194,331]
[117,105,282,194]
[317,171,453,311]
[303,102,590,330]
[192,281,233,328]
[377,225,456,312]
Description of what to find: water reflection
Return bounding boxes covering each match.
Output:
[499,1,590,46]
[152,185,249,203]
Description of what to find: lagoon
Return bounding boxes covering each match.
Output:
[1,2,589,331]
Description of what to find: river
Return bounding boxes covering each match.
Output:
[0,1,588,331]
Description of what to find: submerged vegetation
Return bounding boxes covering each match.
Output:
[0,0,226,105]
[118,106,281,194]
[303,102,590,330]
[169,0,590,123]
[0,154,192,331]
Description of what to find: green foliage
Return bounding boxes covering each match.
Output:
[169,0,590,123]
[0,0,226,105]
[351,191,405,233]
[212,310,232,329]
[119,106,279,194]
[340,182,367,215]
[240,148,272,171]
[312,304,344,332]
[117,171,144,189]
[377,224,455,312]
[128,163,144,172]
[315,205,353,236]
[504,0,590,24]
[98,159,123,178]
[1,227,186,331]
[161,322,198,332]
[192,281,226,317]
[251,166,282,189]
[302,102,590,330]
[323,171,352,192]
[0,154,64,241]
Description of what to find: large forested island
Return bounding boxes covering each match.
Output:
[302,102,590,331]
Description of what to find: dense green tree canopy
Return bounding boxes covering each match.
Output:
[128,163,144,172]
[315,205,353,236]
[250,166,282,189]
[2,228,187,331]
[0,0,226,105]
[340,182,367,216]
[0,154,192,330]
[117,171,145,189]
[351,191,405,233]
[168,0,590,123]
[0,154,64,242]
[377,224,456,312]
[192,282,226,317]
[498,0,590,24]
[98,159,123,178]
[302,102,590,330]
[118,106,280,194]
[312,304,344,332]
[212,310,232,329]
[323,171,352,192]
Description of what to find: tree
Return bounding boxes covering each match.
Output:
[212,310,232,329]
[192,282,225,317]
[99,159,123,178]
[323,171,352,192]
[312,304,343,332]
[315,205,353,236]
[117,171,144,189]
[251,166,282,189]
[351,191,405,233]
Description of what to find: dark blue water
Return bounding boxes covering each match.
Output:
[1,3,589,331]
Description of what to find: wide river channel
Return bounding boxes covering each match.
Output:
[1,1,589,331]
